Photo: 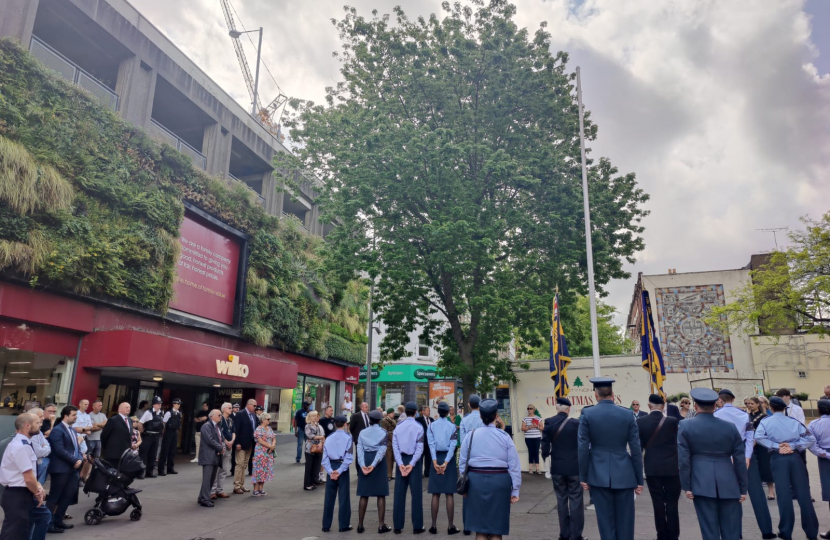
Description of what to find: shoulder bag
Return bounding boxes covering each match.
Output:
[456,429,476,495]
[552,417,572,445]
[645,416,667,450]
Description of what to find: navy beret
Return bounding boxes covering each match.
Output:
[556,397,571,407]
[404,401,418,411]
[479,399,498,415]
[369,410,383,421]
[648,394,665,405]
[769,396,786,408]
[437,402,450,413]
[469,394,481,405]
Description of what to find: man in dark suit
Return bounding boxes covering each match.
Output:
[415,405,433,478]
[631,400,648,419]
[349,402,370,472]
[678,388,747,540]
[46,405,84,533]
[578,377,643,540]
[197,409,224,507]
[542,397,583,540]
[637,394,681,540]
[100,402,136,470]
[232,399,258,494]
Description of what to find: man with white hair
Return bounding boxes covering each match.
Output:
[211,403,235,499]
[197,410,225,508]
[542,397,583,540]
[27,408,50,487]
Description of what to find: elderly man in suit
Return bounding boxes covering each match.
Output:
[232,399,257,494]
[578,377,643,540]
[46,405,84,533]
[543,397,583,540]
[638,394,681,540]
[678,388,748,540]
[100,402,137,470]
[197,409,225,508]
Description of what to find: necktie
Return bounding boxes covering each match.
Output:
[363,413,368,427]
[66,423,79,455]
[124,416,130,431]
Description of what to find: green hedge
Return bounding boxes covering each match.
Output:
[0,39,366,364]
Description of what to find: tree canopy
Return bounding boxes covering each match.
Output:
[281,1,649,395]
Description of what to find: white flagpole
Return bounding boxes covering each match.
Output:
[576,67,602,377]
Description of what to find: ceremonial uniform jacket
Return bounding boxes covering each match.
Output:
[577,400,643,488]
[677,412,747,498]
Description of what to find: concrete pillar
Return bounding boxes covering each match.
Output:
[305,204,320,235]
[115,55,156,129]
[202,123,232,178]
[0,0,40,46]
[261,170,284,218]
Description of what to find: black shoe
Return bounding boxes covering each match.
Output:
[379,525,392,534]
[429,527,437,534]
[820,533,830,540]
[158,472,167,476]
[168,469,178,474]
[340,526,353,532]
[463,531,471,537]
[357,526,365,534]
[47,526,64,534]
[394,530,402,535]
[448,527,460,535]
[136,474,145,480]
[56,523,73,530]
[414,529,426,534]
[322,528,330,533]
[199,501,214,507]
[146,473,158,478]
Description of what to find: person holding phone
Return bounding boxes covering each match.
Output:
[521,404,543,474]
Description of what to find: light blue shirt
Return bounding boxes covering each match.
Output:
[357,424,387,468]
[459,424,522,497]
[808,415,830,459]
[459,410,483,447]
[714,403,754,459]
[427,417,458,463]
[322,429,354,475]
[393,417,424,465]
[755,412,815,452]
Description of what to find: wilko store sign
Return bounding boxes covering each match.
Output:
[216,354,249,378]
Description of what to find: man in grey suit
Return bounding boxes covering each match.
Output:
[197,409,225,508]
[678,388,747,540]
[578,377,644,540]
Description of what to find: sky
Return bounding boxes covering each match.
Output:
[128,0,830,327]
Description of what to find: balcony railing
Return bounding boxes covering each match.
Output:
[228,173,266,206]
[282,211,309,232]
[29,36,119,112]
[149,119,207,170]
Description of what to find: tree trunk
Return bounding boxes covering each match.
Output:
[459,346,477,409]
[462,379,477,411]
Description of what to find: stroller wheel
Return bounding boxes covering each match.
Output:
[84,509,103,526]
[130,509,142,521]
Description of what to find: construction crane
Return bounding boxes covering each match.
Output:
[219,0,287,140]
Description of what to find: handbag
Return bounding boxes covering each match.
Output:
[310,426,324,454]
[456,429,476,495]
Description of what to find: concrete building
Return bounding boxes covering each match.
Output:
[0,0,332,236]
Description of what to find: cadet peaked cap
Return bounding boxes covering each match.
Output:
[648,394,665,405]
[717,388,735,398]
[152,396,162,404]
[369,410,383,421]
[589,377,615,388]
[556,397,572,407]
[437,402,450,413]
[469,394,481,405]
[404,401,418,411]
[690,388,719,405]
[334,415,348,423]
[172,398,182,405]
[769,396,787,408]
[479,399,499,415]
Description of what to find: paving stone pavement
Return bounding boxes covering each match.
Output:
[5,442,829,540]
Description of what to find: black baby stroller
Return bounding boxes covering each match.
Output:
[82,449,144,525]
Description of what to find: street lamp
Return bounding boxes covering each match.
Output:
[228,27,263,117]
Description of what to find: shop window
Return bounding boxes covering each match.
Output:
[418,338,430,359]
[798,371,807,379]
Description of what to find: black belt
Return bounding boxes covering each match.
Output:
[4,486,30,491]
[468,467,508,474]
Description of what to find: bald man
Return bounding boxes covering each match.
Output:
[100,403,136,470]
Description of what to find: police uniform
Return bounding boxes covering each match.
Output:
[159,398,182,476]
[678,388,748,540]
[458,394,484,535]
[322,416,353,532]
[458,399,521,537]
[577,377,643,540]
[393,402,426,533]
[139,396,165,477]
[755,396,818,540]
[0,433,41,539]
[427,402,459,495]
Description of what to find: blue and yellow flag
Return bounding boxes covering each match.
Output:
[641,291,666,398]
[549,294,572,397]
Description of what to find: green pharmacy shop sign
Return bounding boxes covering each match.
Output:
[359,365,440,382]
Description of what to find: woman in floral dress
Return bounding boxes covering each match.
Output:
[251,413,276,497]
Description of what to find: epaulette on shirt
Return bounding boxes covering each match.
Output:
[20,439,30,446]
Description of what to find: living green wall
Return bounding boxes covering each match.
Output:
[0,39,367,364]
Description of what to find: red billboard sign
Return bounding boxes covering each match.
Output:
[170,213,241,325]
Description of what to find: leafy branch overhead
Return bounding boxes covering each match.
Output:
[282,1,649,392]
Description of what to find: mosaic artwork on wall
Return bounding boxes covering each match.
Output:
[654,284,734,372]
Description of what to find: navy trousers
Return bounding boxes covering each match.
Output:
[393,454,423,531]
[693,496,741,540]
[322,460,351,531]
[747,453,773,535]
[770,453,819,540]
[590,486,634,540]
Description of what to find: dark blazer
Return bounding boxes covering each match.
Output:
[233,408,258,451]
[541,412,580,476]
[100,414,133,461]
[637,411,679,476]
[666,403,683,421]
[578,400,644,488]
[677,413,747,499]
[415,416,433,446]
[634,410,648,419]
[198,421,224,466]
[47,422,83,474]
[349,410,370,444]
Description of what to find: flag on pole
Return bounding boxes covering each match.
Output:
[641,290,667,398]
[549,293,572,397]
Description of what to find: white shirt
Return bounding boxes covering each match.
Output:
[75,410,91,453]
[714,403,754,459]
[786,402,806,424]
[30,431,50,464]
[139,408,161,424]
[0,433,37,487]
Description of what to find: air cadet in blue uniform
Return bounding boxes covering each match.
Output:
[755,396,818,540]
[808,399,830,540]
[392,401,425,534]
[427,401,460,535]
[458,394,483,536]
[714,389,775,540]
[678,388,747,540]
[577,377,643,540]
[321,415,353,533]
[356,410,391,534]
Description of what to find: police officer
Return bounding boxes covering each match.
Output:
[393,401,426,534]
[139,396,165,478]
[458,394,483,536]
[577,377,643,540]
[543,397,583,540]
[427,401,460,535]
[755,396,818,540]
[0,413,47,540]
[321,415,353,533]
[159,398,182,476]
[678,388,747,540]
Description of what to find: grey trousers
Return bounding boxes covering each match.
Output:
[199,464,218,504]
[553,475,584,540]
[212,446,232,494]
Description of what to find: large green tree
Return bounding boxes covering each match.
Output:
[281,1,649,397]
